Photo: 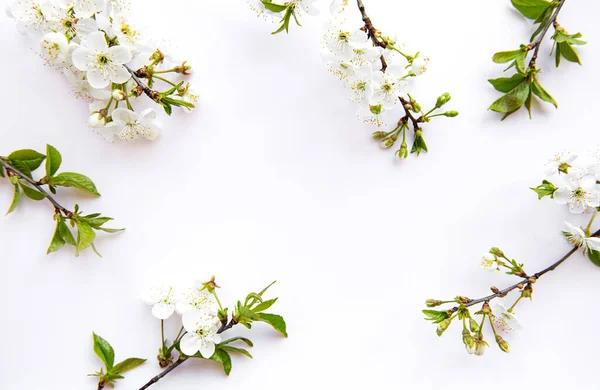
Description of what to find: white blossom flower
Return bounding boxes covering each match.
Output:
[347,64,374,104]
[142,284,178,320]
[293,0,319,16]
[177,83,199,112]
[491,303,522,334]
[9,0,57,38]
[322,53,356,81]
[554,174,600,214]
[480,253,499,272]
[369,70,407,109]
[72,31,132,89]
[64,69,112,101]
[545,152,577,176]
[411,56,430,76]
[467,337,487,356]
[176,282,216,315]
[40,32,69,64]
[324,25,368,60]
[180,310,221,358]
[562,221,600,252]
[329,0,347,14]
[101,108,160,141]
[73,0,106,18]
[112,13,140,46]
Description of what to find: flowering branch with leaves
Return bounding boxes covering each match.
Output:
[249,0,458,159]
[90,277,287,389]
[7,0,198,141]
[1,144,122,256]
[489,0,585,119]
[424,151,600,355]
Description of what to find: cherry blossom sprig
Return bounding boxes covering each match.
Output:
[250,0,458,159]
[7,0,198,141]
[92,277,287,389]
[90,333,146,390]
[489,0,586,119]
[0,144,122,256]
[424,151,600,355]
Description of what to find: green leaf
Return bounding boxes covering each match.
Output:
[511,0,552,19]
[261,0,287,12]
[488,74,526,93]
[489,80,530,113]
[85,217,113,228]
[253,298,278,313]
[45,144,62,178]
[93,333,115,370]
[256,313,288,337]
[422,309,450,324]
[209,349,232,376]
[6,181,20,215]
[59,221,76,246]
[96,227,125,233]
[492,50,523,64]
[48,172,100,196]
[530,180,557,199]
[10,160,33,179]
[47,221,66,254]
[257,281,277,297]
[8,149,46,171]
[221,346,253,359]
[219,337,254,347]
[530,5,553,41]
[588,250,600,267]
[19,182,47,201]
[558,42,582,65]
[110,358,146,375]
[531,79,557,108]
[76,222,96,256]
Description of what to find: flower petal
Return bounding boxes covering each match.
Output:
[198,340,215,358]
[86,69,110,89]
[110,64,131,84]
[111,108,137,123]
[71,47,93,71]
[179,334,201,356]
[554,188,571,205]
[109,45,132,63]
[152,303,175,319]
[84,31,109,51]
[182,310,202,332]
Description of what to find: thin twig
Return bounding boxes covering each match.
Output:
[0,157,71,216]
[398,97,423,130]
[528,0,566,67]
[356,0,388,72]
[124,65,160,101]
[449,228,600,312]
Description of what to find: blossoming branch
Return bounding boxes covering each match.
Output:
[1,145,122,256]
[423,151,600,355]
[249,0,458,160]
[7,0,199,141]
[90,277,287,389]
[489,0,585,119]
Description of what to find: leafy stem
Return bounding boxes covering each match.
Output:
[528,0,566,68]
[356,0,388,72]
[0,157,71,217]
[124,64,160,101]
[448,228,600,313]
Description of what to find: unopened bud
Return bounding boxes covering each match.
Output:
[396,141,409,159]
[522,285,533,299]
[415,129,423,138]
[444,110,459,117]
[455,296,470,304]
[112,89,127,101]
[462,328,474,348]
[491,286,500,294]
[469,318,480,333]
[435,92,451,108]
[411,101,422,112]
[372,131,386,140]
[436,318,452,336]
[380,134,397,149]
[481,302,492,315]
[489,247,505,258]
[496,335,510,353]
[88,112,106,128]
[425,299,442,307]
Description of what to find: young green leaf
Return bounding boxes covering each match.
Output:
[488,74,526,93]
[8,149,46,171]
[511,0,552,20]
[531,79,558,107]
[262,1,287,13]
[45,144,62,177]
[93,333,115,370]
[19,182,47,201]
[557,42,581,65]
[219,337,254,347]
[59,221,76,246]
[489,80,530,114]
[209,348,232,376]
[221,346,253,359]
[588,250,600,267]
[48,172,100,196]
[76,222,96,256]
[253,298,278,313]
[6,180,20,215]
[47,221,66,254]
[492,50,523,64]
[111,358,146,375]
[256,313,288,337]
[422,309,450,323]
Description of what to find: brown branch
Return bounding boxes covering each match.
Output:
[356,0,388,72]
[528,0,566,68]
[448,228,600,313]
[398,97,423,130]
[124,65,160,101]
[0,157,71,216]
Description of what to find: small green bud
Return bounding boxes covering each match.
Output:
[436,318,452,336]
[462,328,474,349]
[469,318,480,333]
[150,49,165,63]
[415,129,423,138]
[369,104,382,115]
[522,284,533,299]
[443,110,459,117]
[489,247,505,258]
[495,335,510,353]
[396,141,409,159]
[372,131,386,140]
[425,299,442,307]
[454,296,471,304]
[380,134,398,149]
[411,102,422,112]
[481,302,492,315]
[435,92,451,108]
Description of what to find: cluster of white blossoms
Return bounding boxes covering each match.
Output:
[7,0,198,142]
[142,281,221,359]
[322,15,429,128]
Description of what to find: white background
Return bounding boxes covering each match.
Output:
[1,0,600,389]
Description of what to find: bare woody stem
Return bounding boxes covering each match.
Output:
[356,0,388,72]
[137,319,238,390]
[124,65,160,102]
[529,0,566,67]
[0,157,71,216]
[398,97,424,130]
[449,227,600,313]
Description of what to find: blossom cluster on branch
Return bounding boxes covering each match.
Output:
[248,0,458,159]
[489,0,585,119]
[0,145,122,256]
[91,277,287,389]
[7,0,198,141]
[424,150,600,355]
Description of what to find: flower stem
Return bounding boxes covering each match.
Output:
[528,0,566,68]
[0,157,72,216]
[153,75,177,87]
[585,209,598,233]
[448,228,600,313]
[160,320,166,354]
[507,295,523,313]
